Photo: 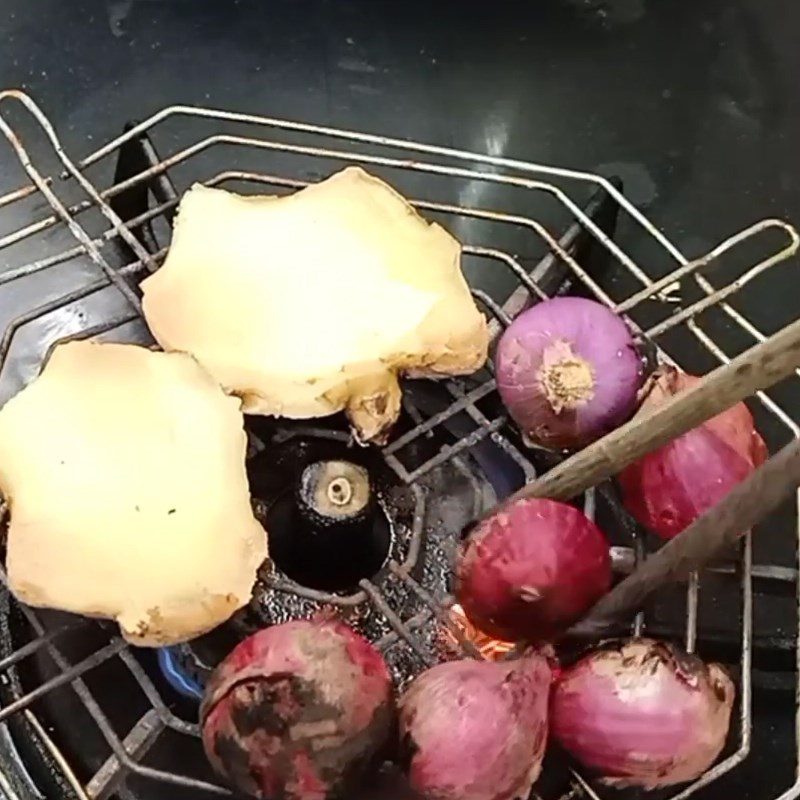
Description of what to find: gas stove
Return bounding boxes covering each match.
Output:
[0,90,797,800]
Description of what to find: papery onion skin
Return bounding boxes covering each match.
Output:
[495,297,643,450]
[550,638,734,789]
[399,651,552,800]
[455,498,611,642]
[200,620,395,800]
[619,368,767,540]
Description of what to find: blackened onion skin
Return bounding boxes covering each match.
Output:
[200,620,395,800]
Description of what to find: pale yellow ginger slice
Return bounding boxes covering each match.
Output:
[0,341,268,646]
[141,167,489,442]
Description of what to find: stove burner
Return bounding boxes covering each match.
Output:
[153,430,411,702]
[267,458,392,592]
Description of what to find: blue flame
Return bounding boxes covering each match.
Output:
[157,647,203,700]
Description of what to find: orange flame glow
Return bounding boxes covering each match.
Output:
[440,604,515,661]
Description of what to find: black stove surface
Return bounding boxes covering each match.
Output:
[0,2,798,799]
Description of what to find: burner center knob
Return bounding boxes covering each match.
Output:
[263,455,391,592]
[299,460,372,523]
[328,477,353,506]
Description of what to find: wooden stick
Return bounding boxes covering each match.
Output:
[491,315,800,512]
[569,437,800,638]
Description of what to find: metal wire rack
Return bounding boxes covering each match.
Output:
[0,88,797,800]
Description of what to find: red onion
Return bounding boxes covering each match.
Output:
[551,638,735,789]
[455,498,611,642]
[399,651,552,800]
[619,367,767,540]
[495,296,643,450]
[200,620,395,800]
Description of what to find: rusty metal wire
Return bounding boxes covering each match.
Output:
[0,89,797,800]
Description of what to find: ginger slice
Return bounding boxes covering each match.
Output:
[141,167,488,441]
[0,341,268,646]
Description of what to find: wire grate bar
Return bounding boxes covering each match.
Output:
[375,608,435,651]
[402,417,507,484]
[3,585,229,796]
[359,578,436,667]
[383,379,498,455]
[116,648,199,737]
[0,638,126,724]
[86,710,163,800]
[389,562,484,661]
[0,621,81,672]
